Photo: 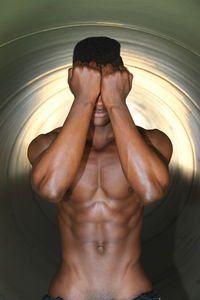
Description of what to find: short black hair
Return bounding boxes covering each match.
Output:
[73,36,124,66]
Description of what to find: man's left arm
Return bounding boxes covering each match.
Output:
[101,65,173,205]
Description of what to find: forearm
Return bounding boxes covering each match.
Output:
[107,101,170,203]
[32,97,94,202]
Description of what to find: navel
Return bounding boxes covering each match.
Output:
[96,242,105,254]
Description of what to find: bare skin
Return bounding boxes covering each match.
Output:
[27,62,173,300]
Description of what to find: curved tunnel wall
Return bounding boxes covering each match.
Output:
[0,1,200,299]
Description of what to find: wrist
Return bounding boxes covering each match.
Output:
[73,95,96,107]
[103,95,126,109]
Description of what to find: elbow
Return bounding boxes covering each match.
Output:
[37,188,63,203]
[142,185,167,205]
[31,174,64,203]
[142,176,170,205]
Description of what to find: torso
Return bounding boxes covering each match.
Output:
[48,134,152,300]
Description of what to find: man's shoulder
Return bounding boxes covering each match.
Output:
[137,126,170,142]
[30,126,61,147]
[27,127,62,165]
[136,126,173,163]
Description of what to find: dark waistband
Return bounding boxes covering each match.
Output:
[134,291,161,299]
[42,291,161,300]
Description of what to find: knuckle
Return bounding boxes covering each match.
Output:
[74,66,81,73]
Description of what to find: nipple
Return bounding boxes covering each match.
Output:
[128,186,133,193]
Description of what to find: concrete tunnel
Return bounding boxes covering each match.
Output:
[0,0,200,299]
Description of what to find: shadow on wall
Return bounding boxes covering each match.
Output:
[141,165,200,300]
[1,165,200,299]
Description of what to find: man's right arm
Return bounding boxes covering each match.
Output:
[27,64,100,203]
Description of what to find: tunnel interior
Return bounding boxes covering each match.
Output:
[0,1,200,299]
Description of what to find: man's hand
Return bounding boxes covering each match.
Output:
[101,64,133,108]
[68,61,101,103]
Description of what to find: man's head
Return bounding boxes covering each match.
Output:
[73,36,124,67]
[72,36,124,127]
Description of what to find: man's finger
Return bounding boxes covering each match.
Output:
[88,61,101,72]
[107,64,115,73]
[102,63,115,75]
[73,60,83,67]
[73,61,91,69]
[88,61,97,68]
[119,65,128,73]
[112,65,121,73]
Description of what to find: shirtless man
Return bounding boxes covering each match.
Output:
[27,37,173,300]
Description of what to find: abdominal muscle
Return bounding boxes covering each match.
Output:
[48,196,152,300]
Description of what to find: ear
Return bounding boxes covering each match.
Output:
[129,72,134,86]
[68,68,73,84]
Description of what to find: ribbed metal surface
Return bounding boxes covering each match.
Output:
[0,4,200,300]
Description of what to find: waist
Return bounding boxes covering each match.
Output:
[59,237,142,275]
[48,260,152,300]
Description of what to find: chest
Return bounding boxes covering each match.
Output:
[68,145,133,202]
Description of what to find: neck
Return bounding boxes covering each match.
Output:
[87,122,114,150]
